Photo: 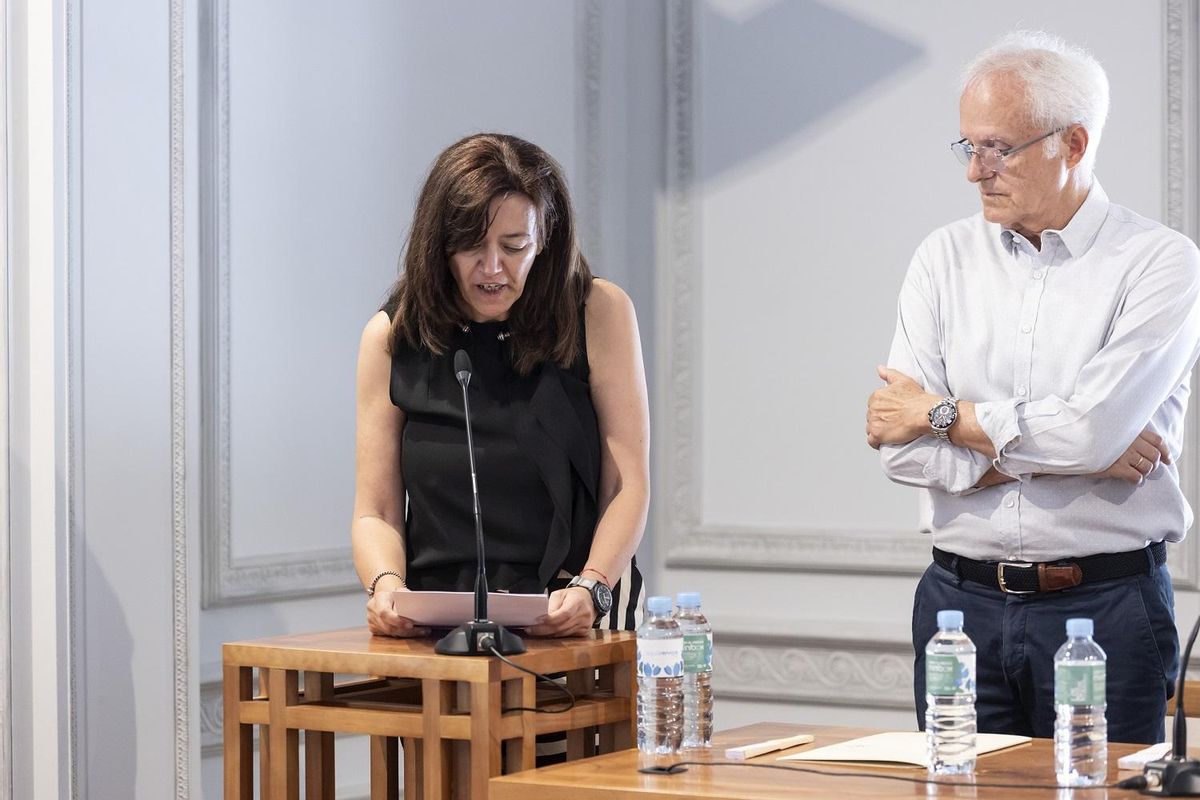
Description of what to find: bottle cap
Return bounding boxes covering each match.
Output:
[676,591,701,608]
[646,596,672,615]
[1066,618,1093,638]
[937,609,964,629]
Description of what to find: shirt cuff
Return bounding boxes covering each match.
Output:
[975,398,1026,478]
[921,441,992,495]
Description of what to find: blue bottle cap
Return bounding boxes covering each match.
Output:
[646,596,673,615]
[937,609,964,629]
[1066,618,1093,638]
[676,591,701,608]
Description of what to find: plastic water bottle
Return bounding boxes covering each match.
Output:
[925,609,977,774]
[675,592,713,749]
[1054,618,1108,786]
[637,595,683,762]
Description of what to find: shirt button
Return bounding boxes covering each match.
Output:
[1032,271,1043,280]
[1017,386,1027,396]
[1005,499,1015,508]
[1021,324,1032,334]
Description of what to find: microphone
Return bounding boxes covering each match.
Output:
[434,350,526,657]
[1143,611,1200,795]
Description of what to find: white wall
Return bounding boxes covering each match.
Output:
[654,0,1200,736]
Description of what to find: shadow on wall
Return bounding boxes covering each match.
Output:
[85,544,136,797]
[701,0,924,182]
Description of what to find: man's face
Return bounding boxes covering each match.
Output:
[959,73,1069,237]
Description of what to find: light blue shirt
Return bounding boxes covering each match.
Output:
[881,182,1200,561]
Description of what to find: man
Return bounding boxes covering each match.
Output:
[867,31,1200,744]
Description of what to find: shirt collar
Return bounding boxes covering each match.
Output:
[998,180,1110,258]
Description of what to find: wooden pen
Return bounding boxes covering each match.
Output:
[723,733,815,761]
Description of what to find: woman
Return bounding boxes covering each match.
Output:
[352,133,649,639]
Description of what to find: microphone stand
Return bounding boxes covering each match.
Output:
[435,351,526,656]
[1143,612,1200,795]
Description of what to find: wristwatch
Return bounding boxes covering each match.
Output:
[566,575,613,617]
[928,396,959,440]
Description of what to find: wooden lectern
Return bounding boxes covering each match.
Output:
[222,627,636,800]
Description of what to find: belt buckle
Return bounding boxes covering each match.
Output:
[996,561,1037,594]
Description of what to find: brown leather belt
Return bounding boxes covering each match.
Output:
[932,541,1166,595]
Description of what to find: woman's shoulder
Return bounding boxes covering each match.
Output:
[584,278,638,340]
[584,278,635,326]
[360,310,392,355]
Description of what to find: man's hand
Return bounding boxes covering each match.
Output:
[867,365,939,449]
[1095,425,1172,484]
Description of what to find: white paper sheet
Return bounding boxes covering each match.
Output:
[778,731,1031,768]
[388,590,549,627]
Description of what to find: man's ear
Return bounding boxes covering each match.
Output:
[1064,124,1089,169]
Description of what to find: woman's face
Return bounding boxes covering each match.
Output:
[449,193,540,323]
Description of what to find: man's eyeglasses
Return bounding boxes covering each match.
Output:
[951,128,1065,173]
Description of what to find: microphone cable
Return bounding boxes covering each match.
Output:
[638,760,1149,791]
[486,642,576,714]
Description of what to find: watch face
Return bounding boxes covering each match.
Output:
[594,582,613,614]
[931,402,957,429]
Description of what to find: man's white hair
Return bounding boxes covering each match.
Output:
[961,31,1110,174]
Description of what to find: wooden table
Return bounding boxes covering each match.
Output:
[490,721,1157,798]
[223,627,636,800]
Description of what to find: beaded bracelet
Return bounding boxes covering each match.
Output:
[367,570,406,596]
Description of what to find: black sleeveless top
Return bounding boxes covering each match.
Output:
[385,311,601,594]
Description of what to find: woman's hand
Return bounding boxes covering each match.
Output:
[525,587,595,638]
[366,581,430,638]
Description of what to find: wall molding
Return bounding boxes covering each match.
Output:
[576,0,603,268]
[662,3,1200,584]
[659,0,923,575]
[713,630,914,710]
[198,0,358,607]
[0,0,11,793]
[169,0,192,793]
[66,0,84,794]
[1166,0,1200,590]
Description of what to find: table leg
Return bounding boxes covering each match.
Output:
[304,672,335,799]
[370,736,399,800]
[259,669,271,800]
[469,680,502,800]
[422,679,453,800]
[223,664,253,800]
[402,737,423,800]
[566,669,596,759]
[612,658,635,750]
[267,667,300,800]
[502,677,535,773]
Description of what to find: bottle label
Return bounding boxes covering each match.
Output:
[683,633,713,674]
[926,654,975,696]
[1055,662,1106,705]
[638,637,684,678]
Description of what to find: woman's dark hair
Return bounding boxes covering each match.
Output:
[384,133,593,375]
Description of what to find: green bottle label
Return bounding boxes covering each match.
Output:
[682,633,712,674]
[926,654,973,696]
[1055,663,1106,705]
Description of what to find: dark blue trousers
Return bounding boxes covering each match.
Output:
[912,557,1178,744]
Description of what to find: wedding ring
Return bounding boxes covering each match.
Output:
[1135,455,1147,470]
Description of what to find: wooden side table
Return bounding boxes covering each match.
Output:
[222,627,636,800]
